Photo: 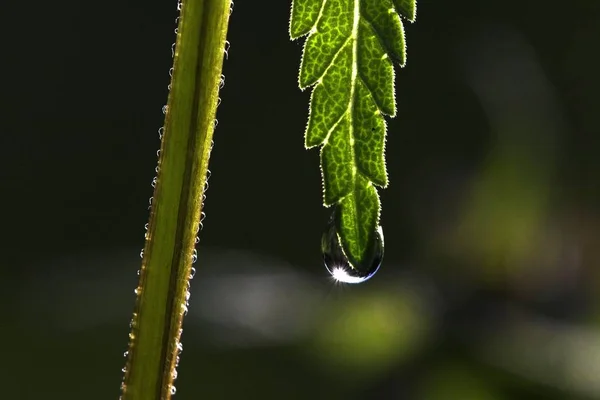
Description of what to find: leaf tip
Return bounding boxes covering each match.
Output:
[304,137,321,149]
[394,0,417,23]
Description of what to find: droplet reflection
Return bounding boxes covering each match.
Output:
[321,210,384,284]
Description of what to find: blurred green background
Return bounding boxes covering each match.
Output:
[2,0,600,398]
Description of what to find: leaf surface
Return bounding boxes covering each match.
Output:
[290,0,416,268]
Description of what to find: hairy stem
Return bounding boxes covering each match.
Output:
[120,1,231,398]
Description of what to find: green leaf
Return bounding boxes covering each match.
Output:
[290,0,416,268]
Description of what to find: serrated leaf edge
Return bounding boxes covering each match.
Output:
[395,0,417,23]
[290,0,416,266]
[289,0,326,41]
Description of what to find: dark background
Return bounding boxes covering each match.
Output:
[2,0,600,399]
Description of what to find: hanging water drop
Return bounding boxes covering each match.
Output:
[321,209,384,284]
[224,41,230,60]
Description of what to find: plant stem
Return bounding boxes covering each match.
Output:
[120,1,231,398]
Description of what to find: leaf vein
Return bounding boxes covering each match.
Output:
[313,0,328,31]
[359,14,400,68]
[356,72,386,116]
[310,35,353,89]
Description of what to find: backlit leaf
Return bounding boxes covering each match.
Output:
[290,0,417,268]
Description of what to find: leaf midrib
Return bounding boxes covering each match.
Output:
[318,1,388,151]
[312,0,385,254]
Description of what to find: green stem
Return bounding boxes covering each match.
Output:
[121,1,231,399]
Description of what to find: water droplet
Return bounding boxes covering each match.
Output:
[190,267,196,279]
[170,385,177,395]
[123,351,128,357]
[224,41,230,60]
[321,209,384,284]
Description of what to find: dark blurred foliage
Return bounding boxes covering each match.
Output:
[1,0,600,399]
